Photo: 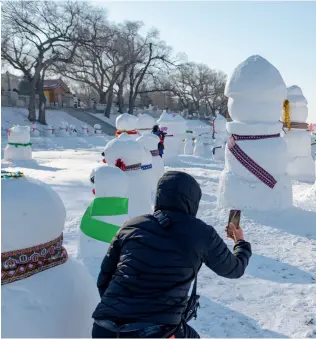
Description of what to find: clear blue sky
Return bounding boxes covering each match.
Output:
[97,1,316,123]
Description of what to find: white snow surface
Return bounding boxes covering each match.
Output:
[1,110,316,338]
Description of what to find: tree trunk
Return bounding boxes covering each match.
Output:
[104,86,114,118]
[37,71,47,125]
[28,81,37,122]
[117,85,124,113]
[99,91,106,104]
[128,97,135,115]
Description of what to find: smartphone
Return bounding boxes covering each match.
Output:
[227,210,241,236]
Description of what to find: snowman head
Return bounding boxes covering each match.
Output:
[8,125,31,144]
[93,165,128,198]
[104,133,143,169]
[137,114,155,132]
[1,173,66,252]
[116,113,137,131]
[136,134,160,152]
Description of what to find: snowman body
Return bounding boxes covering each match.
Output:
[105,133,153,218]
[217,55,293,211]
[137,134,164,194]
[78,166,130,278]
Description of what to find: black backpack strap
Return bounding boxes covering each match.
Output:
[152,210,200,321]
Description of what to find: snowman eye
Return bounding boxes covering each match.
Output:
[90,176,95,184]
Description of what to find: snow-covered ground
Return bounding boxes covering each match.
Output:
[1,108,316,338]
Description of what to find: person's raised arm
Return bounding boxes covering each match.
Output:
[202,223,252,279]
[96,234,121,297]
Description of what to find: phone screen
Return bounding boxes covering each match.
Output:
[227,210,241,237]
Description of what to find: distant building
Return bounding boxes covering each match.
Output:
[1,72,23,91]
[43,78,72,106]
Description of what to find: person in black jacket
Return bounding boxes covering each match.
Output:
[92,171,252,338]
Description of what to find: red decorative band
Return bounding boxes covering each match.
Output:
[228,134,280,189]
[115,158,142,172]
[150,150,160,156]
[116,130,139,137]
[1,233,68,285]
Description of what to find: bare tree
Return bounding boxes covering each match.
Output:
[126,28,175,114]
[1,0,89,122]
[169,62,227,117]
[55,20,141,117]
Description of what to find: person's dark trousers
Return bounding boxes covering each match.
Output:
[92,320,200,338]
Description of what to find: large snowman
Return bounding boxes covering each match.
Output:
[78,165,130,277]
[1,171,99,338]
[104,133,153,218]
[217,55,293,210]
[282,85,315,183]
[4,126,32,161]
[115,113,139,140]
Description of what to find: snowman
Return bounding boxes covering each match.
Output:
[115,113,139,140]
[81,124,89,136]
[43,125,55,137]
[172,114,188,154]
[282,86,315,183]
[69,124,78,136]
[1,171,99,338]
[184,137,194,155]
[4,125,32,161]
[94,124,102,135]
[136,113,155,135]
[193,137,205,157]
[104,133,153,218]
[57,121,69,137]
[212,114,228,161]
[137,134,164,193]
[217,55,293,210]
[30,123,40,138]
[78,165,129,277]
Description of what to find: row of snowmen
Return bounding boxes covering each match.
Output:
[113,109,228,163]
[14,122,101,139]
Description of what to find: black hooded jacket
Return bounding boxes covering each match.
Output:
[92,171,252,325]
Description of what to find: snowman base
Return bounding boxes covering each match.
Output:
[288,156,315,183]
[4,145,32,161]
[217,170,293,211]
